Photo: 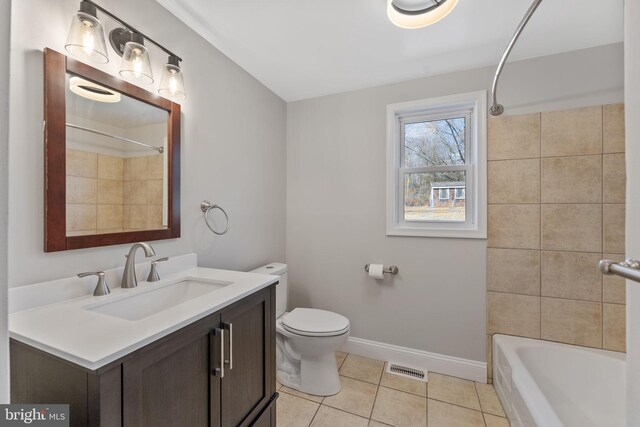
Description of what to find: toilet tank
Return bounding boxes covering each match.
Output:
[250,263,288,318]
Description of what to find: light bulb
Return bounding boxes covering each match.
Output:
[81,22,95,55]
[132,54,143,78]
[158,56,186,99]
[169,72,178,95]
[118,35,154,84]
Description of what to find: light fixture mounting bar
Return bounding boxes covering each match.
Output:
[85,0,182,62]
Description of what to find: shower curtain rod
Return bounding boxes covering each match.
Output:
[66,123,164,154]
[490,0,543,116]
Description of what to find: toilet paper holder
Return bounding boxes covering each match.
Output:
[364,264,399,275]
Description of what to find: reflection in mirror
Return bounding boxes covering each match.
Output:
[65,73,169,237]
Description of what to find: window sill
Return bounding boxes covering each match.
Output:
[386,226,487,239]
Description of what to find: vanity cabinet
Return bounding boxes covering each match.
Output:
[10,285,277,427]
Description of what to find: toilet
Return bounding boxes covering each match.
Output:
[251,263,350,396]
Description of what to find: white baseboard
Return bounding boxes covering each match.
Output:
[341,337,487,383]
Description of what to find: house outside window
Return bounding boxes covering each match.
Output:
[386,91,487,238]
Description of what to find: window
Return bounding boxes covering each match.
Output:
[386,91,487,238]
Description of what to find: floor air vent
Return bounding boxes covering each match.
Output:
[387,363,427,382]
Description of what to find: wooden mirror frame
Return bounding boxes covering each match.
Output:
[44,48,181,252]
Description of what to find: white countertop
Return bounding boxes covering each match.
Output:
[9,266,278,370]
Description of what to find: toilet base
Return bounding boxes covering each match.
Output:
[277,351,341,396]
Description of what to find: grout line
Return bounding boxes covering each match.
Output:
[338,372,382,386]
[473,381,484,413]
[428,371,474,383]
[427,397,484,413]
[426,395,428,426]
[489,202,614,205]
[487,246,601,255]
[278,387,324,405]
[488,289,603,304]
[490,152,608,162]
[369,383,381,420]
[489,332,612,352]
[601,117,605,350]
[336,353,347,370]
[307,401,322,427]
[603,302,626,307]
[378,383,427,398]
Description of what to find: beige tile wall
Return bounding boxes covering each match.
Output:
[66,149,165,235]
[486,104,626,381]
[122,154,165,231]
[66,150,124,235]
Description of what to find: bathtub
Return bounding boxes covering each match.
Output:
[492,334,626,427]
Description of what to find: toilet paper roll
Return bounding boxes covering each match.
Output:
[368,264,385,279]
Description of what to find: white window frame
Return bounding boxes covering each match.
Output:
[439,189,450,200]
[386,91,487,239]
[455,188,465,200]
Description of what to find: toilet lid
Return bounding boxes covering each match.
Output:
[282,308,350,337]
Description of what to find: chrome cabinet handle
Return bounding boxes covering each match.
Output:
[212,328,225,378]
[224,322,233,370]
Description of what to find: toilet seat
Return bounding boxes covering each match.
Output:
[281,308,350,337]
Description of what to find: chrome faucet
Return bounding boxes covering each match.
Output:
[121,242,156,289]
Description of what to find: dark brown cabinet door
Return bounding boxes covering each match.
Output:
[122,314,222,427]
[220,288,274,427]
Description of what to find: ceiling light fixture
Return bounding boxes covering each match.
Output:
[158,56,186,100]
[64,1,109,63]
[387,0,459,29]
[69,76,121,103]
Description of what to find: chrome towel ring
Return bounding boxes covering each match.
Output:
[201,200,230,235]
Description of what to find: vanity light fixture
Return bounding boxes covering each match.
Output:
[64,1,109,64]
[158,56,186,99]
[64,1,186,98]
[118,33,154,85]
[69,76,121,103]
[387,0,459,29]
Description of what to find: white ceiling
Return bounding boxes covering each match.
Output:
[155,0,623,102]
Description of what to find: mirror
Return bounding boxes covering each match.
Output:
[66,75,169,236]
[44,48,181,252]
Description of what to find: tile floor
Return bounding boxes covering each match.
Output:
[276,352,509,427]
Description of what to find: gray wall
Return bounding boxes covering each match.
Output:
[8,0,286,288]
[0,0,10,404]
[286,43,623,362]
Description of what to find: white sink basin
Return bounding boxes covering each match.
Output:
[87,278,231,321]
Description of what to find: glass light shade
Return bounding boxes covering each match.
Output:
[158,63,186,99]
[387,0,458,29]
[65,11,109,64]
[119,41,154,84]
